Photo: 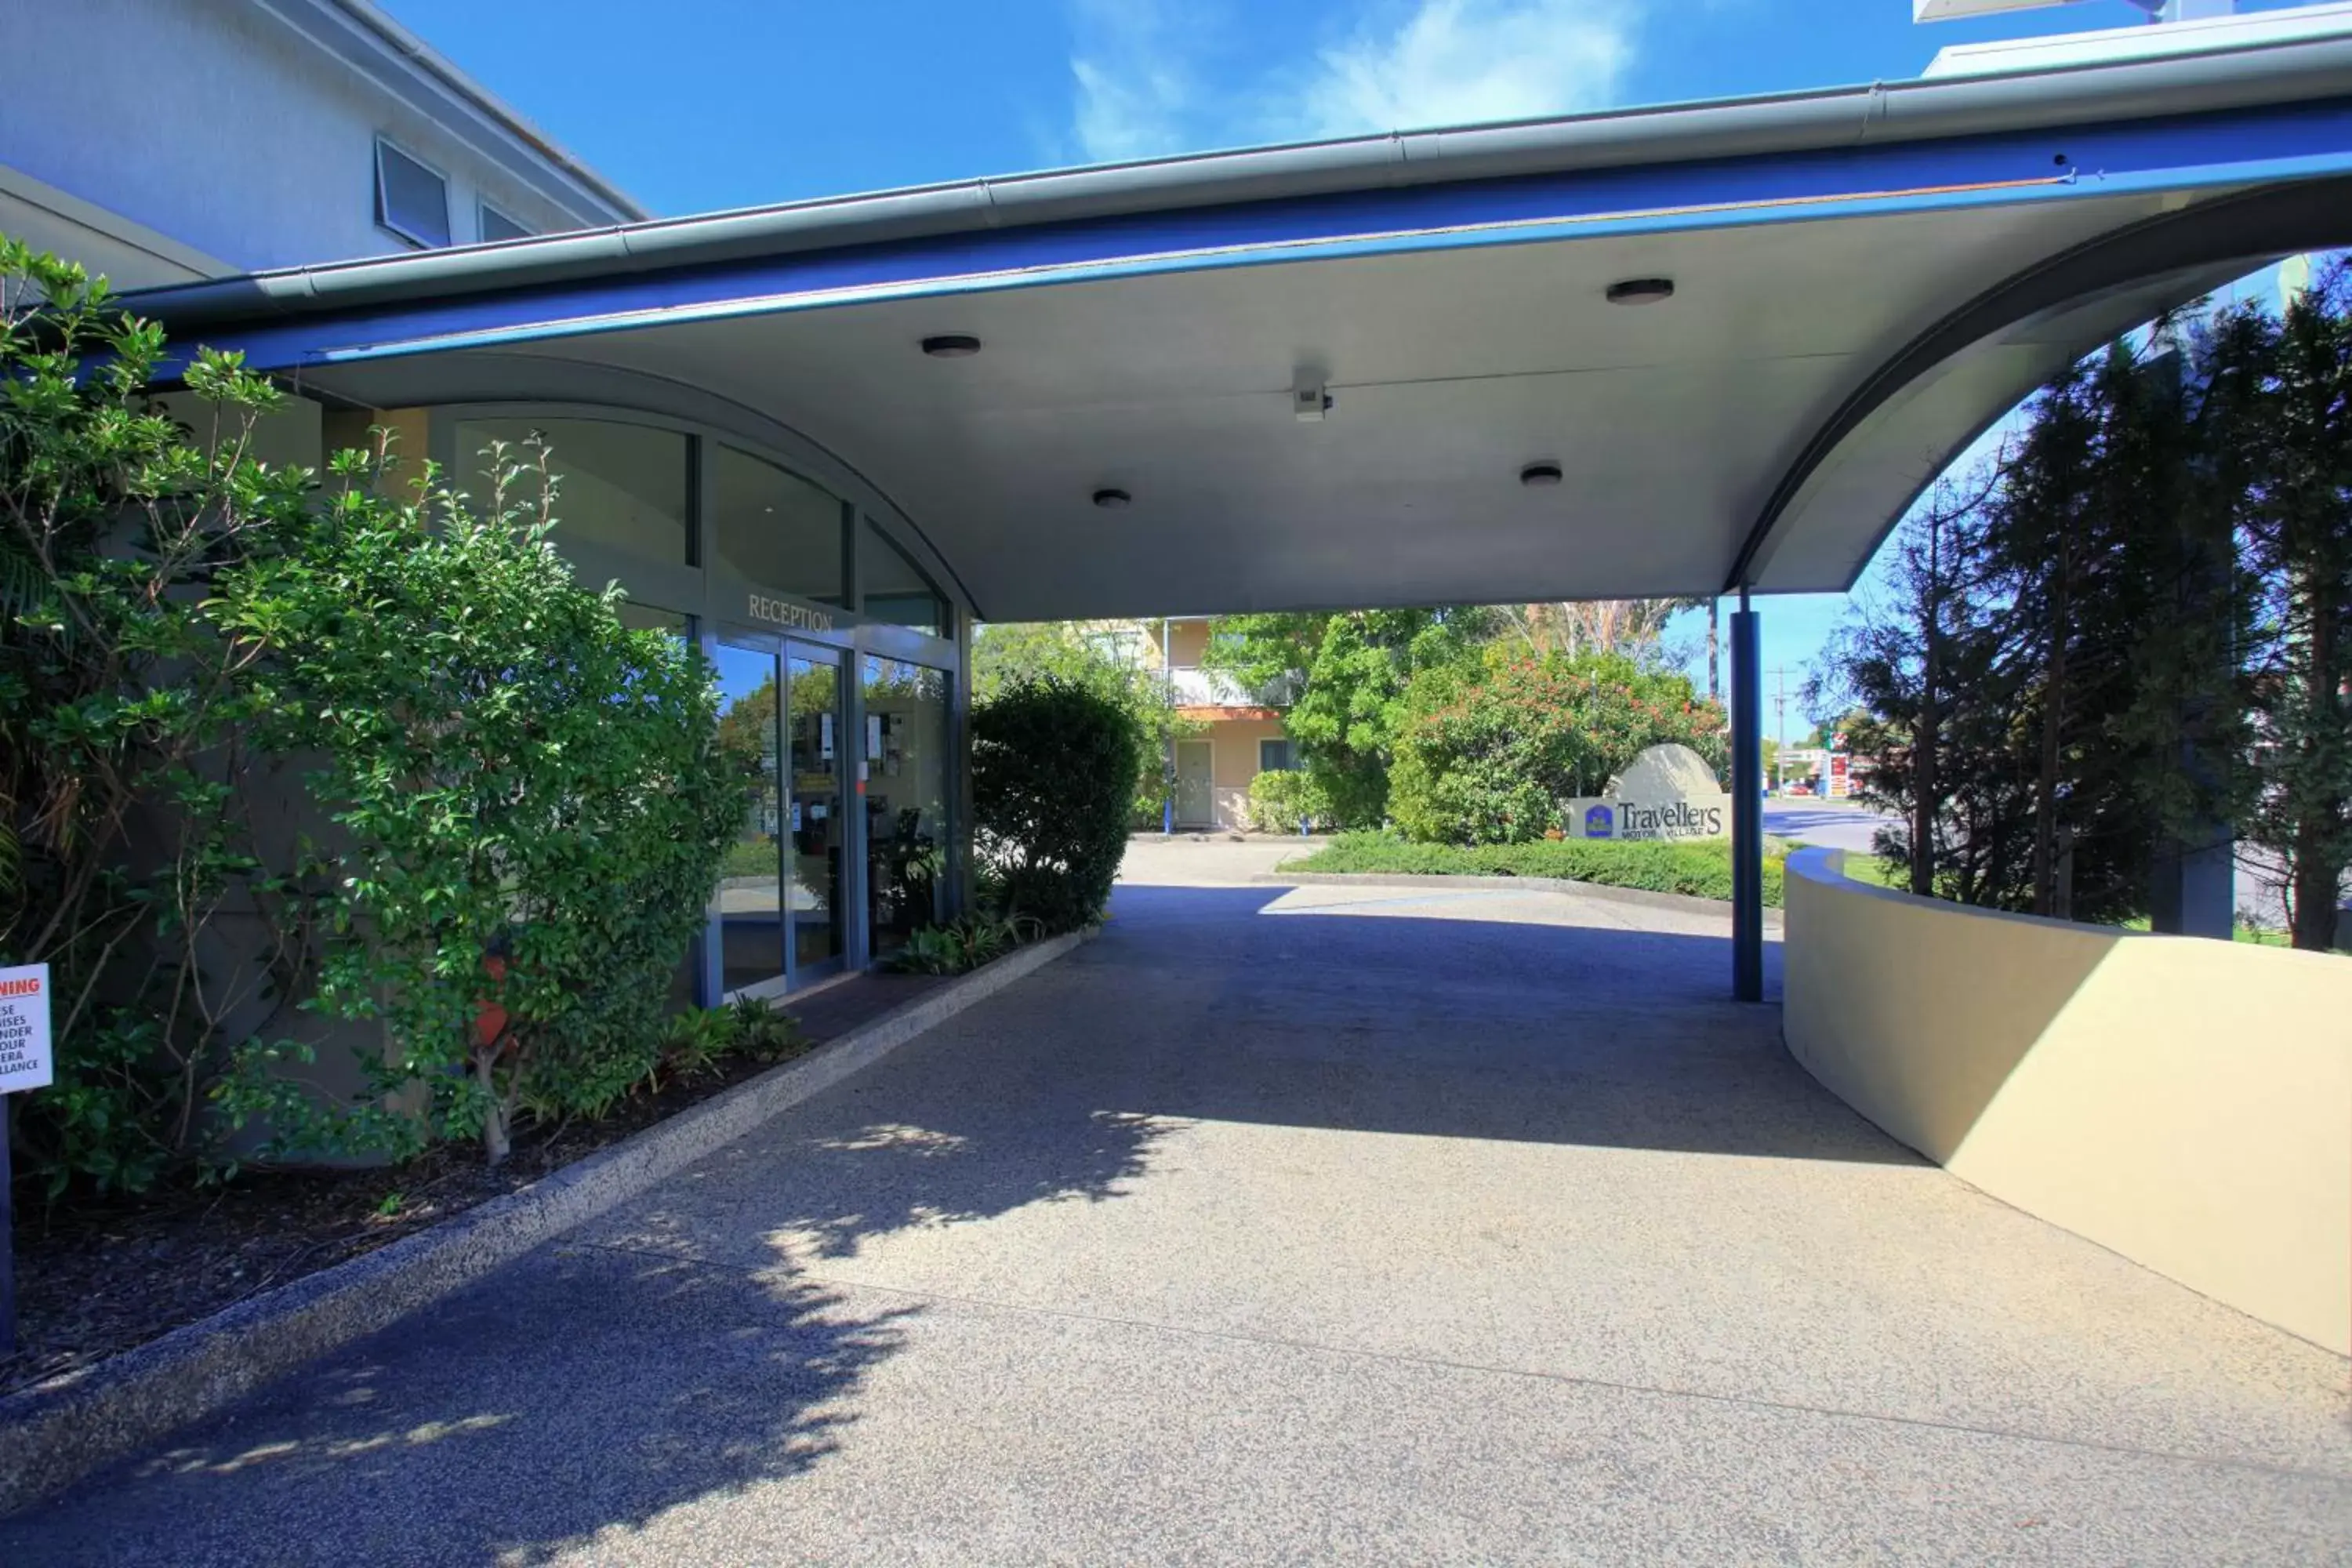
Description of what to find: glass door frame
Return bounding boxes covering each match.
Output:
[705,614,878,1002]
[782,639,852,988]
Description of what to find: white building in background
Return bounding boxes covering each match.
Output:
[0,0,644,289]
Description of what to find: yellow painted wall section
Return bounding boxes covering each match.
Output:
[1784,848,2352,1355]
[1201,716,1288,829]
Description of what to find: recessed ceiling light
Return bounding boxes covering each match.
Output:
[1605,278,1675,306]
[1520,462,1564,488]
[920,334,982,358]
[1092,488,1132,509]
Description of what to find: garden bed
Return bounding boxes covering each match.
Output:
[1279,832,1788,906]
[0,973,946,1401]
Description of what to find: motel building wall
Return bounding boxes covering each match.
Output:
[1140,618,1296,833]
[0,0,642,289]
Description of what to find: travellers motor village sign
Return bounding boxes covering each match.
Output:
[1567,744,1731,841]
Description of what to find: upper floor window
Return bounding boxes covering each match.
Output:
[376,139,450,249]
[478,203,531,244]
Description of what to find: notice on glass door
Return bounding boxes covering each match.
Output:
[866,715,883,760]
[819,713,834,760]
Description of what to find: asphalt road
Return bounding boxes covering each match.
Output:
[4,853,2343,1564]
[1763,798,1890,856]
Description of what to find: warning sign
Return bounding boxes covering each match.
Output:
[0,964,52,1094]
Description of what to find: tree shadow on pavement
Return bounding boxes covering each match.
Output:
[0,873,1898,1565]
[0,1246,920,1567]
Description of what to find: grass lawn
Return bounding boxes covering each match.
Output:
[1280,832,1787,907]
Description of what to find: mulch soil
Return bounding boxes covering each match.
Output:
[1,971,948,1401]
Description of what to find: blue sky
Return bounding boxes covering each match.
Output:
[378,0,2306,720]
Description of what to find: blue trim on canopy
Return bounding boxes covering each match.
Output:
[203,98,2352,372]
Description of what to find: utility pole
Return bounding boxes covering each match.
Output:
[1707,598,1720,702]
[1768,666,1793,793]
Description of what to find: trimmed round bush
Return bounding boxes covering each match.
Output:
[1244,766,1334,833]
[972,677,1142,932]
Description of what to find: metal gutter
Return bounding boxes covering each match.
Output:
[128,29,2352,331]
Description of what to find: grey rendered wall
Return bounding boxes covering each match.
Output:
[0,0,593,272]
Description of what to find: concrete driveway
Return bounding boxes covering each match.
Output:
[5,848,2345,1565]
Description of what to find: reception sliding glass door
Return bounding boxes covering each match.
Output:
[863,656,949,956]
[712,637,786,993]
[784,644,848,980]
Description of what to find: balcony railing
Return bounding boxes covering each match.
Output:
[1165,666,1296,708]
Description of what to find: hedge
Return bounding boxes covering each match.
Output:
[1279,832,1786,906]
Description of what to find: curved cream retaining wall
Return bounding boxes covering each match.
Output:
[1783,848,2350,1355]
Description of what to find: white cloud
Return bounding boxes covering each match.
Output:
[1067,0,1212,163]
[1301,0,1640,139]
[1065,0,1646,165]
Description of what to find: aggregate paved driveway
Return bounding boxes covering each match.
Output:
[5,844,2346,1565]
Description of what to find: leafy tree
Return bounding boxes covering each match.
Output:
[1388,649,1727,845]
[1209,608,1492,828]
[971,677,1139,932]
[2242,262,2352,950]
[1815,271,2347,944]
[1811,472,2026,903]
[973,619,1188,822]
[221,436,739,1165]
[1492,598,1700,666]
[2,239,321,1192]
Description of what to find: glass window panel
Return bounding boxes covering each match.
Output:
[617,601,690,635]
[862,521,944,635]
[376,140,450,249]
[1258,738,1294,773]
[456,418,691,565]
[714,446,844,603]
[478,204,531,244]
[712,639,784,993]
[863,656,949,954]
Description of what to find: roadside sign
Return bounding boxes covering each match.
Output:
[0,964,52,1094]
[0,963,46,1352]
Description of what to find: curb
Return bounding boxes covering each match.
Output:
[0,928,1092,1518]
[1255,870,1786,928]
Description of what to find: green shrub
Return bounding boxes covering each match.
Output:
[882,912,1043,975]
[1244,767,1333,833]
[219,437,740,1166]
[633,996,810,1094]
[728,995,808,1061]
[1283,831,1786,906]
[2,240,321,1193]
[1389,651,1728,846]
[971,677,1140,932]
[657,1005,741,1082]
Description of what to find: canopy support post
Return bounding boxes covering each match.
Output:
[1732,590,1765,1002]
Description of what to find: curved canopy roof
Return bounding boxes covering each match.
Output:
[129,25,2352,621]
